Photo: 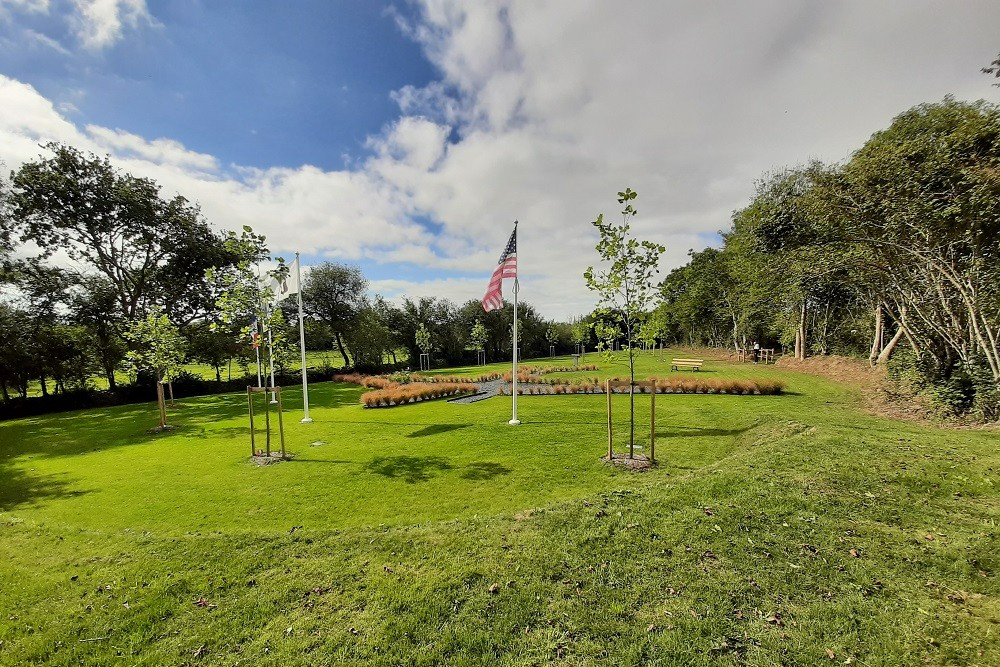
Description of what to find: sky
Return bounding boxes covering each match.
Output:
[1,0,999,321]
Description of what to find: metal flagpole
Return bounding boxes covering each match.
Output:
[267,305,277,404]
[254,318,263,388]
[296,252,312,423]
[509,222,520,426]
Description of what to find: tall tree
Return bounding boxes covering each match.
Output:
[585,188,665,456]
[6,143,235,321]
[300,262,367,367]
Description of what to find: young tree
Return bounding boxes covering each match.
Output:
[470,320,488,363]
[415,323,432,365]
[584,188,665,456]
[123,307,187,429]
[570,319,590,353]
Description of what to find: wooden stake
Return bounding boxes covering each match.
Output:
[264,390,271,457]
[276,388,286,458]
[606,379,613,459]
[247,387,255,456]
[650,380,656,463]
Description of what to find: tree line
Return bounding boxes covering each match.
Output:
[649,97,1000,419]
[0,143,585,413]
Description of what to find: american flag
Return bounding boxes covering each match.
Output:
[482,226,517,312]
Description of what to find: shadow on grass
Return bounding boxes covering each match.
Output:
[406,424,471,438]
[459,462,511,480]
[656,425,753,438]
[0,464,90,512]
[367,455,453,483]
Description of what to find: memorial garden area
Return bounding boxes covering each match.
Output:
[1,349,997,666]
[1,95,999,666]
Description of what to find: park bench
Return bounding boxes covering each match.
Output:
[671,358,703,371]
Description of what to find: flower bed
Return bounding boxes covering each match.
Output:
[331,372,480,407]
[361,382,478,407]
[497,377,784,396]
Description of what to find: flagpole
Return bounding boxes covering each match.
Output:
[255,318,263,388]
[267,305,277,404]
[509,221,520,426]
[296,252,312,423]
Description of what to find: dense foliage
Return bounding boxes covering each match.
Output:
[655,97,1000,419]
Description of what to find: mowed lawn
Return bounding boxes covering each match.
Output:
[0,353,997,665]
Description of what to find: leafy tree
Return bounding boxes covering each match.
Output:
[184,321,240,382]
[123,307,187,429]
[7,143,236,322]
[345,297,396,369]
[300,262,367,367]
[205,226,271,344]
[570,318,591,352]
[415,323,433,357]
[584,188,665,455]
[469,320,488,360]
[68,276,126,389]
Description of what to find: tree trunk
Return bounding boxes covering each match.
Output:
[334,331,352,367]
[870,303,884,367]
[875,306,909,365]
[796,301,807,360]
[156,382,167,428]
[0,380,8,402]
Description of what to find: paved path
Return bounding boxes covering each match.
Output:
[448,378,505,404]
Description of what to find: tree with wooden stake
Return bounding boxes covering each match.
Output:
[585,188,665,457]
[470,320,488,366]
[123,306,186,431]
[606,379,656,464]
[416,323,432,371]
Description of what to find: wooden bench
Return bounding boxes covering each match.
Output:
[671,358,703,371]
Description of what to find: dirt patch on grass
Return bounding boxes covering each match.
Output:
[603,452,655,471]
[251,452,293,466]
[777,355,940,424]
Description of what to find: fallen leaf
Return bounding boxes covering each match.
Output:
[924,534,935,541]
[193,644,207,658]
[703,507,714,516]
[646,623,657,632]
[825,648,836,660]
[849,548,860,558]
[348,627,359,635]
[488,583,500,595]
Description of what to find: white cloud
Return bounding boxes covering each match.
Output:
[3,2,1000,320]
[71,0,151,50]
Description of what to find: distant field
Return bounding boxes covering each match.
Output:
[0,351,996,665]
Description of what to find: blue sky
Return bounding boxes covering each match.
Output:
[2,1,999,319]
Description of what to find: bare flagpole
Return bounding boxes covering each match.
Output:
[296,252,312,423]
[509,221,520,426]
[267,303,277,404]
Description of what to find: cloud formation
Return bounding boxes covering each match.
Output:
[2,2,1000,320]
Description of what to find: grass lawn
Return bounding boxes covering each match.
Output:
[0,352,996,665]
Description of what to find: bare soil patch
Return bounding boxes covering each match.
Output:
[603,452,655,471]
[251,452,293,466]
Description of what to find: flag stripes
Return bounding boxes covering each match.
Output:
[482,226,517,312]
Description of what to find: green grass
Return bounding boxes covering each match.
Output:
[0,353,996,665]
